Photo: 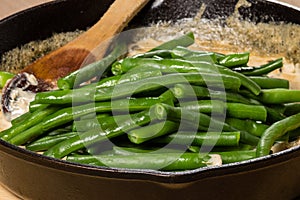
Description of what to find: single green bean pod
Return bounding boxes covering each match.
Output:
[66,152,218,171]
[128,120,179,144]
[57,43,127,90]
[257,112,300,156]
[218,52,250,68]
[150,32,195,51]
[155,131,241,147]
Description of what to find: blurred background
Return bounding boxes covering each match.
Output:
[0,0,300,20]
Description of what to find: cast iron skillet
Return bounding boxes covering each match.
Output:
[0,0,300,199]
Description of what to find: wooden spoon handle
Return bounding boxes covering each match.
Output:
[68,0,150,52]
[22,0,150,85]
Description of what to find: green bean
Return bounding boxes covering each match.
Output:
[259,89,300,104]
[265,106,285,123]
[133,50,173,59]
[151,103,259,145]
[111,57,210,75]
[8,97,161,145]
[150,103,230,131]
[29,102,50,112]
[256,113,300,156]
[90,70,162,89]
[284,103,300,116]
[112,146,182,155]
[73,113,111,132]
[172,84,251,104]
[232,58,283,76]
[26,132,78,151]
[179,100,226,115]
[226,103,267,121]
[214,65,261,96]
[66,153,214,171]
[218,52,250,68]
[44,110,152,158]
[179,53,218,63]
[158,90,176,106]
[10,111,32,126]
[111,57,261,95]
[171,46,225,60]
[42,97,160,131]
[225,118,269,137]
[179,101,267,121]
[154,131,240,147]
[128,121,179,144]
[0,71,14,88]
[57,43,127,90]
[0,106,59,141]
[210,144,254,152]
[34,73,241,104]
[249,76,289,89]
[15,104,51,125]
[216,150,256,164]
[150,32,195,51]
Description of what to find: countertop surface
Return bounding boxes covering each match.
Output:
[0,0,299,199]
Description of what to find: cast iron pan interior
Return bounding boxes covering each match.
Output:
[0,0,300,199]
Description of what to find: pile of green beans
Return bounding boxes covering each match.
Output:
[2,32,300,171]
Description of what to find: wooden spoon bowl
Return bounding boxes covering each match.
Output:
[1,0,150,120]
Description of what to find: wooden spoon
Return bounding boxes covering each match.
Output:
[1,0,150,120]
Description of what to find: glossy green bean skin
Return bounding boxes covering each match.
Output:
[26,132,78,151]
[35,70,164,105]
[112,57,261,95]
[226,103,267,121]
[256,113,300,156]
[44,110,152,158]
[10,111,32,126]
[34,73,241,104]
[150,32,195,51]
[217,150,256,164]
[133,49,174,59]
[180,53,218,63]
[128,121,179,144]
[151,103,260,145]
[284,103,300,116]
[171,46,225,60]
[172,84,251,104]
[111,146,182,155]
[66,153,212,171]
[225,118,269,137]
[57,43,127,90]
[179,100,226,115]
[155,131,240,147]
[259,89,300,104]
[87,70,163,89]
[111,57,212,75]
[233,58,283,76]
[151,103,231,131]
[179,101,267,121]
[0,106,59,141]
[249,76,289,89]
[73,113,111,132]
[29,102,50,113]
[218,52,250,68]
[8,98,160,145]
